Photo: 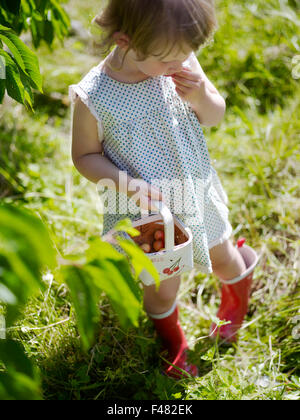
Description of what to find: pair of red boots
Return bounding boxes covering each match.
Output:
[147,238,260,379]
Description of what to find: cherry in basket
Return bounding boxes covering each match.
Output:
[153,240,164,252]
[141,243,151,253]
[154,229,165,241]
[153,229,165,252]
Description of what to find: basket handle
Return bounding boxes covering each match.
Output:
[150,200,174,251]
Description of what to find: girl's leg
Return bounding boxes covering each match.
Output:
[143,274,181,315]
[209,238,258,343]
[142,275,198,379]
[209,239,246,280]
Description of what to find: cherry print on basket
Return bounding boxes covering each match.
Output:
[163,257,182,276]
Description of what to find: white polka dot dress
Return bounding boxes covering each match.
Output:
[69,59,233,274]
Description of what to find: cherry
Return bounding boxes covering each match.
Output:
[163,268,170,274]
[141,243,151,253]
[153,240,164,252]
[174,266,180,272]
[154,230,165,241]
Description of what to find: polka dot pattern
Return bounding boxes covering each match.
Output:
[69,63,233,274]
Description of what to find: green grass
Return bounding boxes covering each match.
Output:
[0,0,299,400]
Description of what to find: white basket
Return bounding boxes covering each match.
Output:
[106,200,194,286]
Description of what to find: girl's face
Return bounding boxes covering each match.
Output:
[125,42,193,78]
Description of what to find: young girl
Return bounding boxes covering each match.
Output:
[69,0,259,380]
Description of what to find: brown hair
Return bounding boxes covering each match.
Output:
[92,0,218,70]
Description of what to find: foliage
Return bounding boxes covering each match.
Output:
[0,203,159,398]
[59,220,160,351]
[0,203,56,399]
[0,339,42,400]
[200,0,300,113]
[0,203,57,327]
[0,0,70,107]
[0,0,70,47]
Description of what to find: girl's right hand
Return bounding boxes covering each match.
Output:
[127,178,166,213]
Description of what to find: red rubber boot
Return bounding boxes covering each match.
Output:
[210,238,260,343]
[148,301,198,379]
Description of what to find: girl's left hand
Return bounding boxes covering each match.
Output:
[171,67,206,109]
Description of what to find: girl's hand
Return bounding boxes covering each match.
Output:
[127,178,166,213]
[172,67,207,110]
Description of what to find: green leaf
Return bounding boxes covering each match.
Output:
[43,19,54,46]
[38,0,48,15]
[62,266,101,351]
[0,27,43,91]
[111,258,142,302]
[0,33,27,73]
[21,74,34,109]
[0,50,24,104]
[86,261,142,329]
[32,10,43,22]
[64,235,143,337]
[20,0,32,16]
[116,238,160,290]
[89,254,142,304]
[0,372,42,400]
[50,16,64,42]
[0,340,35,377]
[29,18,40,49]
[114,218,141,237]
[0,204,57,325]
[0,340,42,399]
[86,237,126,263]
[0,204,57,273]
[50,0,70,30]
[0,247,40,295]
[0,80,5,103]
[0,24,11,32]
[201,346,215,362]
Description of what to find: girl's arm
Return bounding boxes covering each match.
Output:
[188,53,226,127]
[72,98,135,190]
[173,52,226,127]
[71,98,165,207]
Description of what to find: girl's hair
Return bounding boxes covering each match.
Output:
[92,0,218,70]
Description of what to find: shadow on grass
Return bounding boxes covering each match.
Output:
[38,309,205,400]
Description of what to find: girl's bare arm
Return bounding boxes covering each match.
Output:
[186,53,226,127]
[72,98,135,190]
[71,98,165,206]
